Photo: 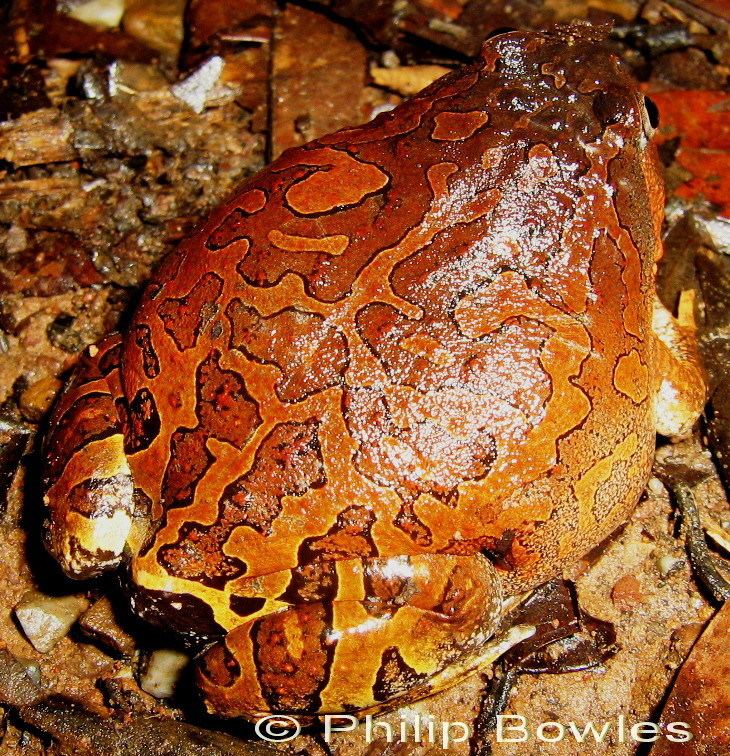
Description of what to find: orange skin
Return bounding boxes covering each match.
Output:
[41,25,705,720]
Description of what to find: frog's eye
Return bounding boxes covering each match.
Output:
[485,26,517,39]
[642,97,659,139]
[643,96,660,129]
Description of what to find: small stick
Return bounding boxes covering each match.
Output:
[672,482,730,603]
[469,666,520,756]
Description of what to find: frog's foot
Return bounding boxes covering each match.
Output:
[196,554,511,720]
[42,334,151,579]
[653,294,706,439]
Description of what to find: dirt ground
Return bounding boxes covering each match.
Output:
[0,1,729,754]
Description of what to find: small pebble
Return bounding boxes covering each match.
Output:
[138,649,189,699]
[370,103,397,120]
[381,50,400,68]
[14,591,90,653]
[66,0,125,28]
[694,214,730,254]
[647,476,666,496]
[656,554,684,578]
[122,0,185,57]
[23,661,42,686]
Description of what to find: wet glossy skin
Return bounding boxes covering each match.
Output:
[42,25,705,720]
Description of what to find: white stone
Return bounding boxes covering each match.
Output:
[139,649,190,698]
[15,592,89,653]
[171,57,225,114]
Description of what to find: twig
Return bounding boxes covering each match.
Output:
[672,482,730,603]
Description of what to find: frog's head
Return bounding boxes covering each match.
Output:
[478,23,658,148]
[476,23,665,261]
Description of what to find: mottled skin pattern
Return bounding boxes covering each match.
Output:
[42,25,705,720]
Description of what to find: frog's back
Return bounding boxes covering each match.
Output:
[122,24,660,599]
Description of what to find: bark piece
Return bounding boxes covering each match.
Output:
[0,109,77,167]
[696,249,730,489]
[18,696,278,755]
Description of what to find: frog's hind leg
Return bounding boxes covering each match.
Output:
[42,334,150,579]
[652,294,706,438]
[196,553,517,721]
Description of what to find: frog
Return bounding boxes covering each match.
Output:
[41,23,706,721]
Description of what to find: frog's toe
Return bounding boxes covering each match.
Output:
[43,447,137,579]
[42,335,152,579]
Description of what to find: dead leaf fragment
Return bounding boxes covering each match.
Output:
[653,602,730,754]
[370,64,451,95]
